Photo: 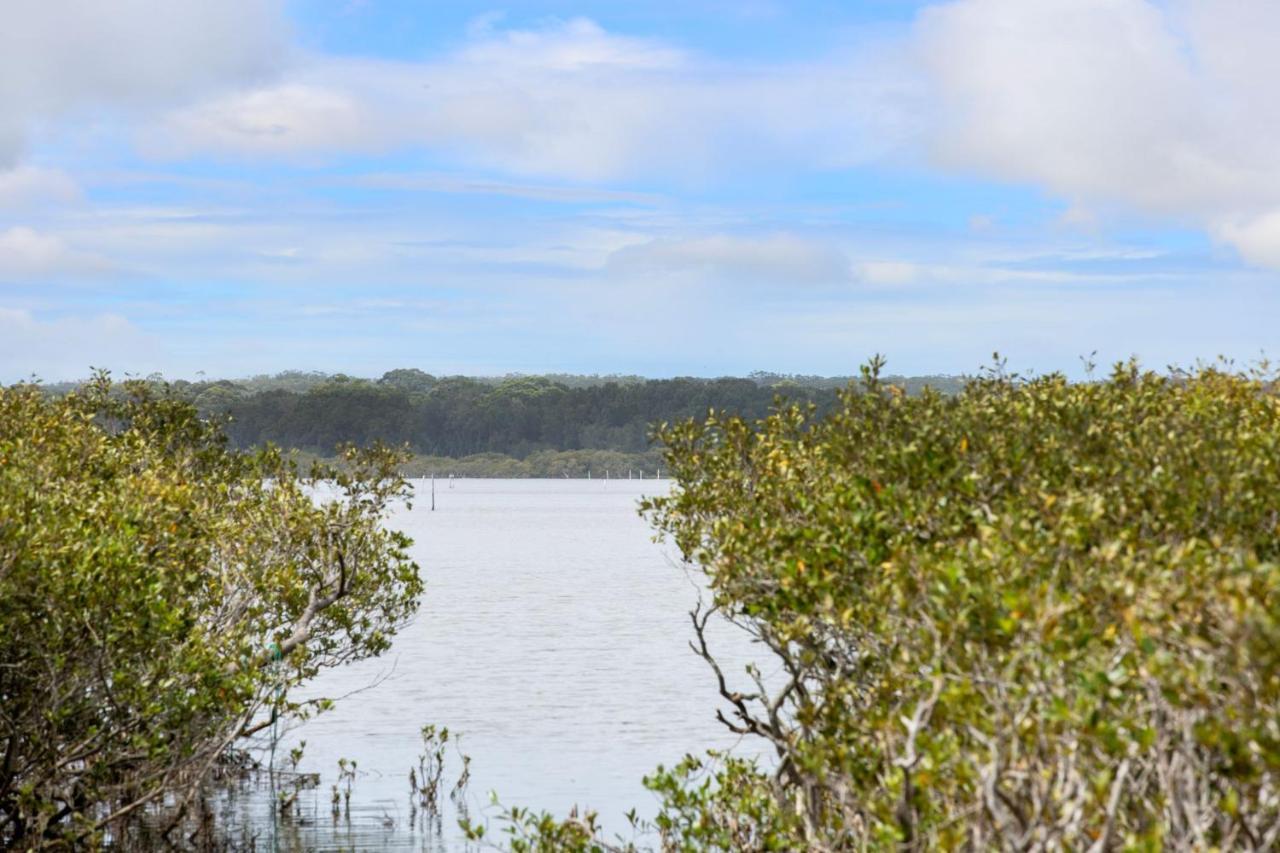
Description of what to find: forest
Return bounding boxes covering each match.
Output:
[82,369,964,472]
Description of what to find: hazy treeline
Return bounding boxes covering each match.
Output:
[41,369,963,474]
[287,447,668,479]
[131,369,963,462]
[400,449,667,479]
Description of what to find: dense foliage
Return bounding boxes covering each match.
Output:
[84,369,959,463]
[217,374,839,458]
[0,376,422,848]
[631,358,1280,849]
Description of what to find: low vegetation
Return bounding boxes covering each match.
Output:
[632,358,1280,849]
[13,358,1280,850]
[0,375,421,848]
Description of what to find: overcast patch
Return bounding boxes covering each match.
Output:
[0,227,109,280]
[148,18,912,181]
[607,234,851,284]
[0,308,157,382]
[856,261,918,286]
[0,166,80,209]
[0,0,288,167]
[914,0,1280,268]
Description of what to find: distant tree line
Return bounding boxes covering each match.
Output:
[132,369,964,459]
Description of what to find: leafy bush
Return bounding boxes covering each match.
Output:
[638,358,1280,850]
[0,375,421,848]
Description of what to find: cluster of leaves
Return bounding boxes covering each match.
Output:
[0,374,422,848]
[460,797,642,853]
[631,358,1280,850]
[642,752,800,850]
[411,724,470,811]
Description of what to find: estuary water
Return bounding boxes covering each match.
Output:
[240,478,764,851]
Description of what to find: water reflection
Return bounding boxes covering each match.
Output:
[201,775,458,851]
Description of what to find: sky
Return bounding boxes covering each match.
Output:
[1,0,1278,382]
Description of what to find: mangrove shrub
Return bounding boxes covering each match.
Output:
[0,375,421,848]
[639,359,1280,850]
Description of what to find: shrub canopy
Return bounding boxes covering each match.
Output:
[639,359,1280,850]
[0,375,421,848]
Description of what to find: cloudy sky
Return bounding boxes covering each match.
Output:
[1,0,1277,381]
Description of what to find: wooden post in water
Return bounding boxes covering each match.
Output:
[431,473,436,511]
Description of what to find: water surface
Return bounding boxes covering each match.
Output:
[255,478,763,850]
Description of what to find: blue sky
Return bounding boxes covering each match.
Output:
[1,0,1277,381]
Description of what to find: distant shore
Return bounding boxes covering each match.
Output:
[290,447,667,479]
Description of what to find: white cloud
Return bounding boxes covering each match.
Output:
[457,17,686,72]
[1215,213,1280,271]
[6,1,1280,290]
[0,0,288,166]
[150,18,910,180]
[158,84,374,157]
[110,2,1280,272]
[0,166,80,209]
[0,308,157,382]
[856,261,918,285]
[0,226,106,280]
[607,234,851,283]
[914,0,1280,268]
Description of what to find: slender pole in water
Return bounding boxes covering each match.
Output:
[431,473,436,511]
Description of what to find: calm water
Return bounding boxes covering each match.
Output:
[242,478,764,851]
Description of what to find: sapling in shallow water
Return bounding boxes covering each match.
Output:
[413,725,449,810]
[331,758,356,822]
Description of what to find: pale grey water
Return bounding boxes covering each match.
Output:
[243,478,764,851]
